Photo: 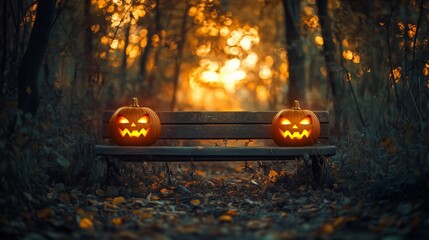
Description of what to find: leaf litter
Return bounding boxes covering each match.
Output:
[0,161,428,239]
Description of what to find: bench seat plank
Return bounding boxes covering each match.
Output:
[103,111,330,124]
[95,145,336,161]
[102,123,330,140]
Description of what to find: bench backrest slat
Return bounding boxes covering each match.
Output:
[102,111,330,140]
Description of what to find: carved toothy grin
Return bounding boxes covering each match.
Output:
[279,129,311,139]
[118,128,149,138]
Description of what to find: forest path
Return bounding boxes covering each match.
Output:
[1,162,427,239]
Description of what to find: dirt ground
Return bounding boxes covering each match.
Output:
[1,162,428,240]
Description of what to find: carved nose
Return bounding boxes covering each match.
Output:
[131,123,136,127]
[292,125,298,129]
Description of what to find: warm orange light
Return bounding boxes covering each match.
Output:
[314,36,324,46]
[280,118,291,125]
[223,58,240,71]
[259,66,272,79]
[118,128,149,138]
[279,129,311,140]
[110,39,119,49]
[299,116,311,125]
[391,67,402,83]
[408,24,417,38]
[118,116,129,124]
[343,50,353,60]
[239,37,252,51]
[201,71,219,82]
[138,115,149,123]
[353,54,360,64]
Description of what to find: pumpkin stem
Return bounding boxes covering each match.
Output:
[292,100,301,110]
[131,97,140,107]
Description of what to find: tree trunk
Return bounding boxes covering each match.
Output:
[170,2,190,110]
[139,0,159,85]
[17,0,55,115]
[316,0,344,132]
[283,0,305,105]
[147,0,162,90]
[120,22,131,92]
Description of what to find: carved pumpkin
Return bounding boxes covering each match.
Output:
[109,97,161,146]
[271,100,320,146]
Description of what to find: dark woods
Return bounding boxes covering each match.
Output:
[0,0,428,214]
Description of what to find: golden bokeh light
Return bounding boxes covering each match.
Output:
[110,39,119,49]
[223,58,241,71]
[256,86,268,101]
[352,54,360,64]
[391,67,401,83]
[220,26,230,36]
[229,47,240,55]
[239,37,252,51]
[243,53,258,68]
[343,50,353,60]
[408,24,417,38]
[201,71,220,82]
[314,36,324,46]
[259,66,272,79]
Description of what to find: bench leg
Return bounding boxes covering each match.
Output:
[311,156,324,186]
[106,157,121,185]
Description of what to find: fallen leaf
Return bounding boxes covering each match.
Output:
[79,217,93,229]
[151,195,160,201]
[76,208,85,216]
[247,219,270,230]
[111,217,122,225]
[219,215,233,222]
[250,180,259,185]
[227,190,237,196]
[37,208,54,219]
[332,216,346,227]
[378,215,396,228]
[132,209,153,220]
[160,188,169,196]
[225,209,238,216]
[191,199,201,206]
[176,224,199,234]
[113,196,125,205]
[269,170,278,182]
[104,202,115,209]
[320,223,334,235]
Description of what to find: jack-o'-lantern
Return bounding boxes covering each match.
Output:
[109,97,161,146]
[271,100,320,146]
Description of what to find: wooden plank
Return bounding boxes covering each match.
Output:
[94,145,336,161]
[102,123,330,139]
[103,111,330,124]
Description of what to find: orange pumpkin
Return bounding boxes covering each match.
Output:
[109,97,161,146]
[271,100,320,146]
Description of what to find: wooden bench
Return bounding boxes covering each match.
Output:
[95,111,336,183]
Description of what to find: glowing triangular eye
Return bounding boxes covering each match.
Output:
[118,116,129,124]
[280,118,291,125]
[299,116,312,125]
[138,115,149,123]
